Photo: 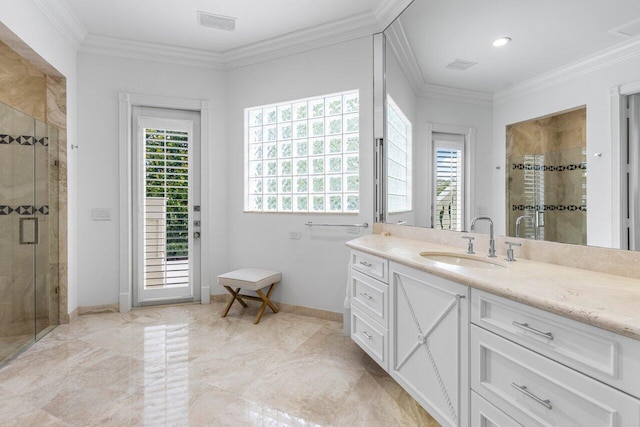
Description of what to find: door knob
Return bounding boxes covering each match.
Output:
[193,232,201,239]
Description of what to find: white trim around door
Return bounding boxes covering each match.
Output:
[119,93,212,313]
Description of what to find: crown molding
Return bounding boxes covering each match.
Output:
[80,11,378,71]
[223,12,378,68]
[374,0,415,32]
[495,35,640,103]
[417,84,493,106]
[32,0,87,50]
[80,35,227,70]
[386,20,493,106]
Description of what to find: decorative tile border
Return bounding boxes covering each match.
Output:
[0,135,49,146]
[512,204,586,212]
[0,205,49,215]
[512,162,586,171]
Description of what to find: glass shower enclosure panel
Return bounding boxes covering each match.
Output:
[0,102,58,365]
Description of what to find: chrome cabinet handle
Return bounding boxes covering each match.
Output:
[19,217,38,245]
[359,261,373,267]
[359,292,372,300]
[512,321,554,340]
[511,383,552,410]
[361,331,372,340]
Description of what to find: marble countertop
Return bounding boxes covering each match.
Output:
[347,234,640,340]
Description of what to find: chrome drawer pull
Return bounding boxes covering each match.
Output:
[361,331,373,340]
[359,261,373,267]
[511,383,552,410]
[512,321,554,340]
[359,292,372,300]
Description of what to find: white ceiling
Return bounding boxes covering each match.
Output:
[392,0,640,94]
[65,0,391,52]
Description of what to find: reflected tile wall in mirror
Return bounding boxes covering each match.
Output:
[506,107,587,245]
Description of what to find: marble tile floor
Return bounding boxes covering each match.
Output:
[0,302,438,426]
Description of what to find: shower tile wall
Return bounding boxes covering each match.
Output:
[0,34,65,364]
[506,108,587,245]
[0,105,36,343]
[0,41,46,123]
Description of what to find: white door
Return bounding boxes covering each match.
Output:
[432,133,465,231]
[133,108,201,305]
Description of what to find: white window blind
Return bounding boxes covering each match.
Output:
[144,128,190,289]
[244,90,360,213]
[387,97,412,213]
[433,133,464,231]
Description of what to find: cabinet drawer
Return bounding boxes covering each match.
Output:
[351,250,388,283]
[471,325,640,427]
[471,391,522,427]
[471,289,640,397]
[351,269,388,327]
[351,305,388,371]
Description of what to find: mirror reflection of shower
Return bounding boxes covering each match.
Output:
[506,107,587,245]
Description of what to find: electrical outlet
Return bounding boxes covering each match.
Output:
[347,227,360,234]
[289,231,302,240]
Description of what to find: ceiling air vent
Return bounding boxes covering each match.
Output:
[197,11,237,31]
[445,59,478,71]
[610,17,640,37]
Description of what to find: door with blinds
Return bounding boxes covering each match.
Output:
[133,109,201,305]
[433,133,465,231]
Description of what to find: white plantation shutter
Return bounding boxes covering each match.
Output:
[144,128,191,289]
[433,133,464,231]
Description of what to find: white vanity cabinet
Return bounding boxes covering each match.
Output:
[349,250,390,370]
[470,289,640,427]
[348,245,640,427]
[389,262,469,427]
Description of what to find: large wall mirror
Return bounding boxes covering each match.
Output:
[375,0,640,250]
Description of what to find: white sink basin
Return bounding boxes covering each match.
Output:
[420,252,506,269]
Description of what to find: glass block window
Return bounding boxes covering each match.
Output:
[387,97,412,213]
[245,90,360,213]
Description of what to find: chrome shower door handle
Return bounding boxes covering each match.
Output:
[19,217,39,245]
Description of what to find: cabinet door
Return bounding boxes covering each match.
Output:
[390,262,469,427]
[471,391,522,427]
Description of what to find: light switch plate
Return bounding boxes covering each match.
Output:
[92,208,112,221]
[289,231,302,240]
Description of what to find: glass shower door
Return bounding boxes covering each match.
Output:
[0,102,58,365]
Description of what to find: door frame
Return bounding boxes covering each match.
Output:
[119,93,211,312]
[612,81,640,250]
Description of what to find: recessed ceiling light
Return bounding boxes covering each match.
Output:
[198,11,237,32]
[492,37,512,47]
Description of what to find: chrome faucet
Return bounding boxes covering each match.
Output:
[515,215,534,238]
[470,216,496,258]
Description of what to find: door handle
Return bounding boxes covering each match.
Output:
[193,231,201,239]
[19,217,38,245]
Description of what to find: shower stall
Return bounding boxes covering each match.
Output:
[506,107,587,245]
[0,101,59,366]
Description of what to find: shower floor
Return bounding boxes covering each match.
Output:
[0,334,33,366]
[0,318,57,366]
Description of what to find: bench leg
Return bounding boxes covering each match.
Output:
[222,286,248,318]
[253,282,279,324]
